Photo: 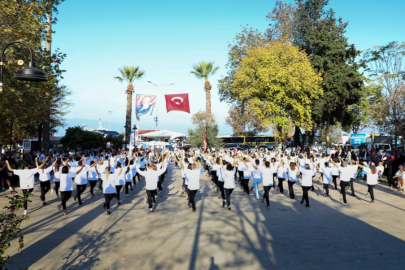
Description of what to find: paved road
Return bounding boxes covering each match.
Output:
[2,164,405,270]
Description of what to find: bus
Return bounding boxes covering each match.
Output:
[218,135,277,147]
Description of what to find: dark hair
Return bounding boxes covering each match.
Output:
[305,164,311,170]
[117,161,122,168]
[324,162,329,167]
[78,161,83,166]
[226,164,233,171]
[187,163,192,170]
[222,160,228,166]
[255,159,260,165]
[23,161,29,168]
[62,166,69,174]
[265,161,270,168]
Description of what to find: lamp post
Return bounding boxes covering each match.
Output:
[133,124,138,150]
[0,41,47,154]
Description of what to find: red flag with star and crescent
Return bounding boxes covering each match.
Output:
[164,93,190,113]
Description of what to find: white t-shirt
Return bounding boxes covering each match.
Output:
[53,168,62,182]
[242,163,253,179]
[223,169,236,189]
[73,166,88,185]
[125,171,133,182]
[102,173,117,194]
[300,168,313,187]
[339,166,352,182]
[88,167,98,180]
[277,166,287,179]
[38,166,52,181]
[14,168,38,189]
[115,168,125,186]
[376,165,384,176]
[321,167,332,184]
[364,168,378,185]
[259,167,274,186]
[137,167,166,190]
[60,172,75,192]
[184,168,204,190]
[287,167,298,182]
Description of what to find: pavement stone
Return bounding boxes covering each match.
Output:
[1,164,405,270]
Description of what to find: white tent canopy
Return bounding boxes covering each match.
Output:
[140,130,186,140]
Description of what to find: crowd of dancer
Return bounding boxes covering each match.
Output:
[1,145,404,216]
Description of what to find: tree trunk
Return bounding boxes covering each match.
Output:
[205,80,212,125]
[37,123,43,152]
[125,90,132,148]
[293,125,301,147]
[43,13,52,153]
[325,115,331,146]
[308,130,315,149]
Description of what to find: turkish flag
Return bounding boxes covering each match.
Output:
[165,93,190,113]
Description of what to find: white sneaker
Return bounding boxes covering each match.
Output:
[24,210,28,215]
[9,187,13,191]
[343,202,348,206]
[51,188,54,195]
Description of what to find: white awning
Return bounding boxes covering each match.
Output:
[139,130,186,140]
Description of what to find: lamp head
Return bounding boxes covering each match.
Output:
[14,62,47,82]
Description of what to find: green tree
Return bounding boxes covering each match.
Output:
[231,41,323,148]
[60,126,105,150]
[294,0,365,145]
[226,103,269,136]
[114,65,145,146]
[188,125,222,149]
[191,110,216,128]
[190,61,219,125]
[0,0,69,147]
[105,134,124,149]
[362,41,405,147]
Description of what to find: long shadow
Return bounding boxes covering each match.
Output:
[188,193,205,270]
[186,173,405,269]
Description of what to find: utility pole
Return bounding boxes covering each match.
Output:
[43,13,52,153]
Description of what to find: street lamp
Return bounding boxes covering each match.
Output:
[0,41,47,155]
[0,41,47,92]
[133,124,138,150]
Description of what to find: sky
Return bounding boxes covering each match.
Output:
[52,0,405,136]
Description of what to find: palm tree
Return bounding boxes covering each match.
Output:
[114,65,145,146]
[191,61,219,125]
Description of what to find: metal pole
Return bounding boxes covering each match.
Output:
[9,117,13,156]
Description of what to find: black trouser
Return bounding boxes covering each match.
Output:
[218,181,225,200]
[54,181,60,196]
[340,181,350,203]
[104,193,115,210]
[132,176,138,186]
[89,180,97,195]
[301,186,311,206]
[287,180,295,199]
[115,185,123,201]
[225,188,234,206]
[238,171,244,183]
[61,191,72,211]
[98,178,103,190]
[243,178,250,194]
[22,188,34,210]
[387,164,394,187]
[213,172,219,187]
[332,175,338,190]
[40,180,51,202]
[125,182,132,194]
[188,189,198,210]
[367,184,375,201]
[323,183,329,196]
[76,184,86,204]
[146,189,157,208]
[349,178,356,196]
[263,186,272,206]
[278,178,285,193]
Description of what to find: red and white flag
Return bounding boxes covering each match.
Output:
[164,93,190,113]
[203,130,207,152]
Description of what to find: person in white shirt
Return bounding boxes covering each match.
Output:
[332,158,351,205]
[137,155,168,213]
[321,162,332,197]
[115,161,125,204]
[88,160,99,197]
[217,159,227,203]
[287,161,299,199]
[71,159,90,206]
[393,165,404,193]
[223,159,239,210]
[252,160,273,208]
[358,163,378,203]
[348,159,358,197]
[299,163,313,207]
[52,159,63,197]
[101,160,117,215]
[241,158,253,195]
[376,161,385,179]
[179,161,204,212]
[36,156,57,206]
[331,158,340,190]
[276,160,287,193]
[57,164,76,215]
[5,160,38,215]
[251,158,263,200]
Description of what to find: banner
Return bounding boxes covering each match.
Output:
[164,93,190,113]
[136,94,158,120]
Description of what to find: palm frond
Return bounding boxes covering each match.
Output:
[115,65,145,84]
[191,61,219,80]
